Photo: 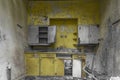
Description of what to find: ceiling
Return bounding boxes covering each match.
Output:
[28,0,99,1]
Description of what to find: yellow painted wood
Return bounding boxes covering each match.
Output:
[72,54,86,59]
[39,53,55,58]
[25,54,39,76]
[81,59,86,78]
[25,52,87,76]
[40,58,55,76]
[25,53,34,58]
[50,19,78,49]
[55,59,64,76]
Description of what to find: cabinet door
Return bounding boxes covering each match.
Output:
[55,59,64,76]
[25,54,39,76]
[40,58,55,76]
[89,25,99,44]
[78,26,89,44]
[73,60,82,78]
[48,25,56,43]
[28,26,39,44]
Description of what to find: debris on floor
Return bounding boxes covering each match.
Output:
[110,77,120,80]
[24,76,86,80]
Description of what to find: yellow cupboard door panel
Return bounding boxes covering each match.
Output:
[40,58,55,76]
[55,59,64,76]
[25,55,39,76]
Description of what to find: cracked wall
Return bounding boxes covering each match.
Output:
[0,0,27,80]
[94,0,120,78]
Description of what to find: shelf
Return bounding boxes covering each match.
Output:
[39,27,48,45]
[39,31,48,32]
[73,32,77,48]
[25,50,83,54]
[76,43,99,47]
[39,37,48,38]
[73,38,77,41]
[73,32,77,35]
[29,43,50,46]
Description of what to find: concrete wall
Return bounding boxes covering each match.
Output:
[0,0,27,80]
[93,0,120,78]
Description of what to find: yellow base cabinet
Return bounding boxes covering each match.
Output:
[40,58,55,76]
[25,53,39,76]
[25,53,65,76]
[55,59,64,76]
[39,53,55,76]
[40,58,64,76]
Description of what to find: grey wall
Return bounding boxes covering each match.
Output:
[0,0,27,80]
[93,0,120,78]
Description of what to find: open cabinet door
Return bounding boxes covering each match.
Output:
[28,26,39,44]
[78,26,89,44]
[73,60,82,78]
[48,25,56,44]
[89,25,99,44]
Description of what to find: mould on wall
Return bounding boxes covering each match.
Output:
[28,1,100,25]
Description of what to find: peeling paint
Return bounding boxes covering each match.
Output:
[94,0,120,78]
[28,1,100,25]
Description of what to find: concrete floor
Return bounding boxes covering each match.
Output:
[24,76,85,80]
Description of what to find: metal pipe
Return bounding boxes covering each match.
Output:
[7,63,11,80]
[83,65,98,80]
[7,67,11,80]
[112,19,120,25]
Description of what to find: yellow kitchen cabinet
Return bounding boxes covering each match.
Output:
[25,53,65,76]
[55,59,64,76]
[25,53,39,76]
[40,58,55,76]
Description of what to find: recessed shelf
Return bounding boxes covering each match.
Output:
[73,32,77,35]
[73,38,77,41]
[73,44,77,47]
[39,27,48,45]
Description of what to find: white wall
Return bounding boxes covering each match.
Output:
[0,0,27,80]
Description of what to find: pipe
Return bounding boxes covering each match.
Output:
[83,65,98,80]
[112,19,120,25]
[7,64,11,80]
